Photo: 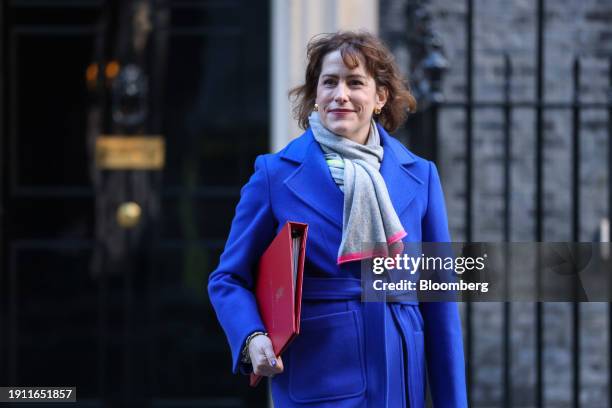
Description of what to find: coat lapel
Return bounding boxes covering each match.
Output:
[378,124,424,219]
[282,129,344,230]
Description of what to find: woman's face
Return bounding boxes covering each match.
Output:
[315,50,387,144]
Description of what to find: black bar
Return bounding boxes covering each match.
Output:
[440,101,610,109]
[166,27,241,37]
[150,224,161,401]
[431,103,439,164]
[608,55,612,408]
[8,20,17,204]
[157,239,225,249]
[571,57,581,408]
[465,0,474,245]
[150,2,169,136]
[162,186,242,198]
[124,255,132,403]
[11,186,94,197]
[98,247,108,402]
[8,246,17,385]
[0,0,4,385]
[503,55,512,245]
[535,0,545,407]
[168,0,241,8]
[502,54,512,408]
[465,0,474,405]
[11,25,98,35]
[9,0,103,8]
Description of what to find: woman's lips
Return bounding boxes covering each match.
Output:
[329,109,355,116]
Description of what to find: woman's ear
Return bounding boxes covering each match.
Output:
[376,86,389,108]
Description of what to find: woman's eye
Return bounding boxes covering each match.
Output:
[323,79,336,86]
[350,80,363,86]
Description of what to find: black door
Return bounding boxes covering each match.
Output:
[1,1,269,406]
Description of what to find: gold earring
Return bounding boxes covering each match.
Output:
[374,106,382,115]
[314,103,319,112]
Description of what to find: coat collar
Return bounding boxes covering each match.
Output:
[280,124,418,165]
[281,124,423,232]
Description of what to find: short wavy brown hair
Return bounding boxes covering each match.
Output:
[290,31,416,132]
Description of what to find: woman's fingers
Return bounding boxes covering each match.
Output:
[249,335,284,377]
[263,345,283,375]
[262,343,279,369]
[252,355,274,376]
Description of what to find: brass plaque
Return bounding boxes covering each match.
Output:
[96,135,165,170]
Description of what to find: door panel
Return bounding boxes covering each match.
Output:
[11,33,93,190]
[10,245,99,397]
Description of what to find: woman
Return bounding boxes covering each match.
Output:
[208,31,467,407]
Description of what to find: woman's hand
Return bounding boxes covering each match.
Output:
[249,334,284,377]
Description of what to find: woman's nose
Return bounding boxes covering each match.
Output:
[333,83,349,103]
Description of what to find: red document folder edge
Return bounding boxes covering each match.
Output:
[249,221,308,387]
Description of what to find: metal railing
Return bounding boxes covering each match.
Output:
[417,0,612,405]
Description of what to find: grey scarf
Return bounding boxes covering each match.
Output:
[309,112,406,264]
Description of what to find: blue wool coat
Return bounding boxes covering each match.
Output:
[208,124,468,407]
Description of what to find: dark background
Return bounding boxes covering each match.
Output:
[1,0,270,406]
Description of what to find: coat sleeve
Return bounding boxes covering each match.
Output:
[419,161,468,407]
[207,155,277,374]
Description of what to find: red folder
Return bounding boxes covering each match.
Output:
[249,221,308,387]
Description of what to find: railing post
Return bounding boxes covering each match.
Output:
[465,0,474,404]
[535,0,546,406]
[502,53,513,408]
[607,55,612,408]
[571,56,582,408]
